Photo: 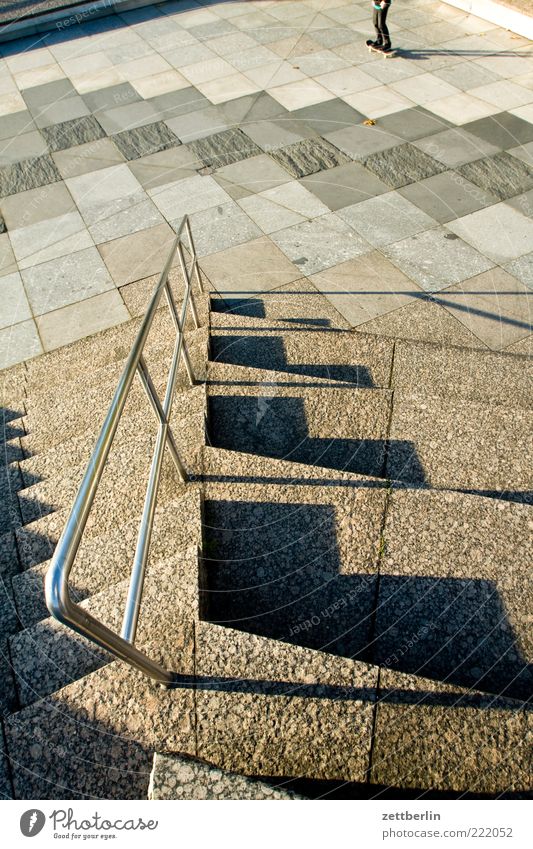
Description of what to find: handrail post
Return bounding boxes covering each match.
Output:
[136,356,188,483]
[185,217,204,294]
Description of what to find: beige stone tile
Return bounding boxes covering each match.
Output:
[0,271,32,330]
[98,221,177,287]
[14,64,65,90]
[0,92,26,115]
[196,74,261,104]
[343,86,415,119]
[267,79,335,111]
[36,289,130,351]
[199,235,301,294]
[131,70,189,99]
[0,319,42,368]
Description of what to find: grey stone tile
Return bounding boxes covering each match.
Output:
[241,118,318,152]
[89,198,164,245]
[507,141,533,168]
[462,111,533,151]
[33,95,90,129]
[21,246,115,315]
[338,192,437,247]
[0,319,42,369]
[270,137,350,179]
[96,101,164,134]
[289,98,365,134]
[0,233,16,276]
[9,211,93,269]
[0,155,61,197]
[324,123,401,160]
[148,87,210,122]
[189,19,237,40]
[300,162,389,211]
[21,79,76,114]
[447,202,533,264]
[238,181,329,234]
[66,163,145,226]
[313,27,356,48]
[213,154,290,198]
[383,226,494,292]
[399,171,498,224]
[413,127,500,168]
[189,128,262,170]
[41,115,106,153]
[165,105,231,143]
[112,122,180,161]
[82,83,141,113]
[148,173,229,221]
[218,91,287,125]
[127,146,201,190]
[362,143,447,189]
[271,213,372,275]
[457,152,533,201]
[0,110,35,141]
[0,182,75,229]
[504,253,533,290]
[436,267,533,350]
[433,60,501,92]
[186,201,261,256]
[0,271,32,329]
[52,137,125,179]
[0,131,47,166]
[374,107,452,142]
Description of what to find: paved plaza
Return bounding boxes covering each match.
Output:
[0,0,532,369]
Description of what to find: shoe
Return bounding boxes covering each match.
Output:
[376,44,392,53]
[366,39,382,47]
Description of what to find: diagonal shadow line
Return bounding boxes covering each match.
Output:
[169,673,525,710]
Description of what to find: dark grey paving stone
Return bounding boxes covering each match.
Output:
[242,118,318,152]
[165,105,231,144]
[505,188,533,219]
[0,110,35,141]
[324,123,401,160]
[41,115,106,153]
[374,107,452,142]
[148,87,210,122]
[271,138,351,179]
[289,99,366,135]
[462,111,533,151]
[189,128,262,170]
[33,95,90,129]
[300,162,389,210]
[219,92,287,125]
[0,155,61,197]
[82,83,141,113]
[21,79,76,114]
[313,27,355,48]
[362,143,447,189]
[457,152,533,202]
[399,170,498,224]
[414,127,500,169]
[112,122,180,161]
[189,19,236,39]
[96,101,164,134]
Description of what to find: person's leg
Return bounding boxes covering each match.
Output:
[372,7,383,45]
[377,6,391,49]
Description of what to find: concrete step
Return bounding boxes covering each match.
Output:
[149,753,305,799]
[387,392,532,502]
[0,362,26,420]
[10,533,202,708]
[376,485,532,703]
[211,279,350,330]
[22,327,208,454]
[393,340,532,411]
[5,545,200,800]
[210,319,393,389]
[207,377,392,479]
[22,287,209,394]
[12,487,202,629]
[17,387,206,528]
[18,383,207,491]
[197,445,387,660]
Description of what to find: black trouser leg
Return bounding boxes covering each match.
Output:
[374,6,391,48]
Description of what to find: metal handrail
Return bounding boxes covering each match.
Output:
[45,216,203,686]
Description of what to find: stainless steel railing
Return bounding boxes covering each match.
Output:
[45,216,203,686]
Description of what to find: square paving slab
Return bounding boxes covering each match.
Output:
[399,170,498,223]
[21,245,115,315]
[374,106,452,142]
[300,162,389,210]
[241,117,318,152]
[21,80,76,116]
[362,143,447,189]
[0,181,75,229]
[383,226,494,292]
[189,127,262,169]
[96,100,165,134]
[165,104,231,143]
[187,201,261,256]
[82,83,141,113]
[213,154,291,198]
[51,137,125,179]
[238,181,330,234]
[112,121,180,160]
[148,173,230,221]
[504,252,533,290]
[288,98,365,134]
[199,236,301,294]
[0,131,47,165]
[127,145,201,190]
[271,213,372,276]
[32,95,90,129]
[0,319,42,369]
[447,203,533,264]
[338,192,437,247]
[0,110,36,141]
[0,155,61,196]
[324,123,401,160]
[462,111,533,151]
[41,115,106,152]
[456,152,533,201]
[98,221,177,286]
[413,127,500,168]
[270,137,350,179]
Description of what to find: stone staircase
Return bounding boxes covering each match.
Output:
[0,277,531,800]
